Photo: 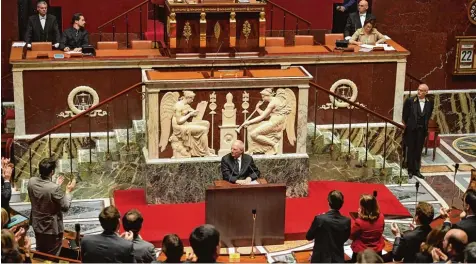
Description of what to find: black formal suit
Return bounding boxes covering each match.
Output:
[131,236,156,263]
[402,96,434,175]
[24,14,61,44]
[221,153,260,183]
[332,0,357,33]
[81,232,136,263]
[60,27,89,51]
[306,209,351,263]
[454,216,476,243]
[1,178,11,210]
[392,224,432,262]
[344,12,376,37]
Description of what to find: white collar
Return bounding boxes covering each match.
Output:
[39,14,46,19]
[359,12,367,16]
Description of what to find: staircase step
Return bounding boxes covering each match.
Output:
[95,138,119,161]
[133,120,146,146]
[115,128,137,145]
[77,149,98,164]
[355,147,377,168]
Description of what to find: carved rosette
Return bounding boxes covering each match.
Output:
[242,20,251,43]
[183,21,192,44]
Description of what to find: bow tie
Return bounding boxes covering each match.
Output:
[40,16,46,20]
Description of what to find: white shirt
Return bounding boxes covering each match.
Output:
[359,12,367,28]
[419,99,425,112]
[236,156,242,172]
[39,14,46,30]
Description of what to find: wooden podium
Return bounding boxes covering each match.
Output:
[165,0,266,55]
[205,182,286,248]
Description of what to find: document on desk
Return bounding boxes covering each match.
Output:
[64,51,82,55]
[248,180,260,185]
[12,42,26,47]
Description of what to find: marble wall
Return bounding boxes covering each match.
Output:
[373,0,476,90]
[145,155,309,204]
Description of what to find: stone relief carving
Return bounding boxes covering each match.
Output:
[57,86,107,118]
[319,79,367,109]
[218,92,239,156]
[159,91,215,158]
[240,88,297,155]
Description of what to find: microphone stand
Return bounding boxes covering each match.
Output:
[210,41,224,78]
[413,181,420,225]
[451,163,460,209]
[250,209,257,259]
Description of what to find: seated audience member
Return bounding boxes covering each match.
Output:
[464,242,476,263]
[122,209,155,263]
[162,234,184,263]
[189,224,220,263]
[431,229,468,263]
[1,157,12,210]
[61,13,89,52]
[81,205,135,263]
[350,194,385,262]
[221,140,260,185]
[1,208,9,228]
[441,189,476,243]
[306,190,351,263]
[415,224,451,263]
[1,229,32,263]
[24,1,60,48]
[344,0,376,39]
[356,248,383,263]
[349,19,386,46]
[391,202,434,262]
[28,157,76,256]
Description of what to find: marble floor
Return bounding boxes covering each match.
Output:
[7,134,475,257]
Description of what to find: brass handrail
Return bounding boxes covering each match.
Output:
[405,73,424,84]
[27,82,143,145]
[310,81,405,129]
[267,0,311,26]
[97,0,150,30]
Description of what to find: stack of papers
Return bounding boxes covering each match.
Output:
[359,43,396,51]
[65,51,82,54]
[12,42,26,47]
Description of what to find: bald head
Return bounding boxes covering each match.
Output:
[443,229,468,257]
[231,140,244,158]
[417,84,429,99]
[358,0,369,13]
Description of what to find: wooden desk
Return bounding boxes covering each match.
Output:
[206,183,286,247]
[214,178,268,187]
[24,49,162,60]
[266,45,330,55]
[249,67,308,78]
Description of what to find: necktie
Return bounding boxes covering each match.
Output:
[234,159,239,174]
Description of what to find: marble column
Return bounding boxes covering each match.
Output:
[13,70,25,136]
[392,60,407,123]
[297,85,309,153]
[147,93,159,159]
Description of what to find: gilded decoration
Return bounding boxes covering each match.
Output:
[242,20,251,43]
[214,22,221,41]
[167,16,171,37]
[230,12,236,22]
[183,21,192,43]
[170,7,265,13]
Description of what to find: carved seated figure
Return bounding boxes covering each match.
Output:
[242,88,297,155]
[160,91,215,158]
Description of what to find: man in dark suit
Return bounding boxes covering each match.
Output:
[81,206,136,263]
[306,190,351,263]
[60,13,89,52]
[122,209,155,263]
[333,0,357,33]
[24,1,60,48]
[189,224,220,263]
[402,84,434,179]
[391,202,434,262]
[441,189,476,244]
[27,158,76,255]
[221,140,260,185]
[345,0,376,39]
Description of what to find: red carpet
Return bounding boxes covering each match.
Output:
[114,181,410,247]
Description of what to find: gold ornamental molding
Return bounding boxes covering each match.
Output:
[170,7,265,13]
[242,20,251,43]
[183,21,192,43]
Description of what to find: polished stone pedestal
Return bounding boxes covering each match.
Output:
[144,152,309,204]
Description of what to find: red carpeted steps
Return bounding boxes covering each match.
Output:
[114,181,411,247]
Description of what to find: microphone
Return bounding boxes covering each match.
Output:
[250,208,257,259]
[210,41,224,77]
[232,47,249,76]
[372,190,378,197]
[74,223,81,257]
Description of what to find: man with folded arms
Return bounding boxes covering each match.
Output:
[24,1,60,49]
[61,13,89,52]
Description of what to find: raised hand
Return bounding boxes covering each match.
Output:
[66,178,76,193]
[391,222,401,236]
